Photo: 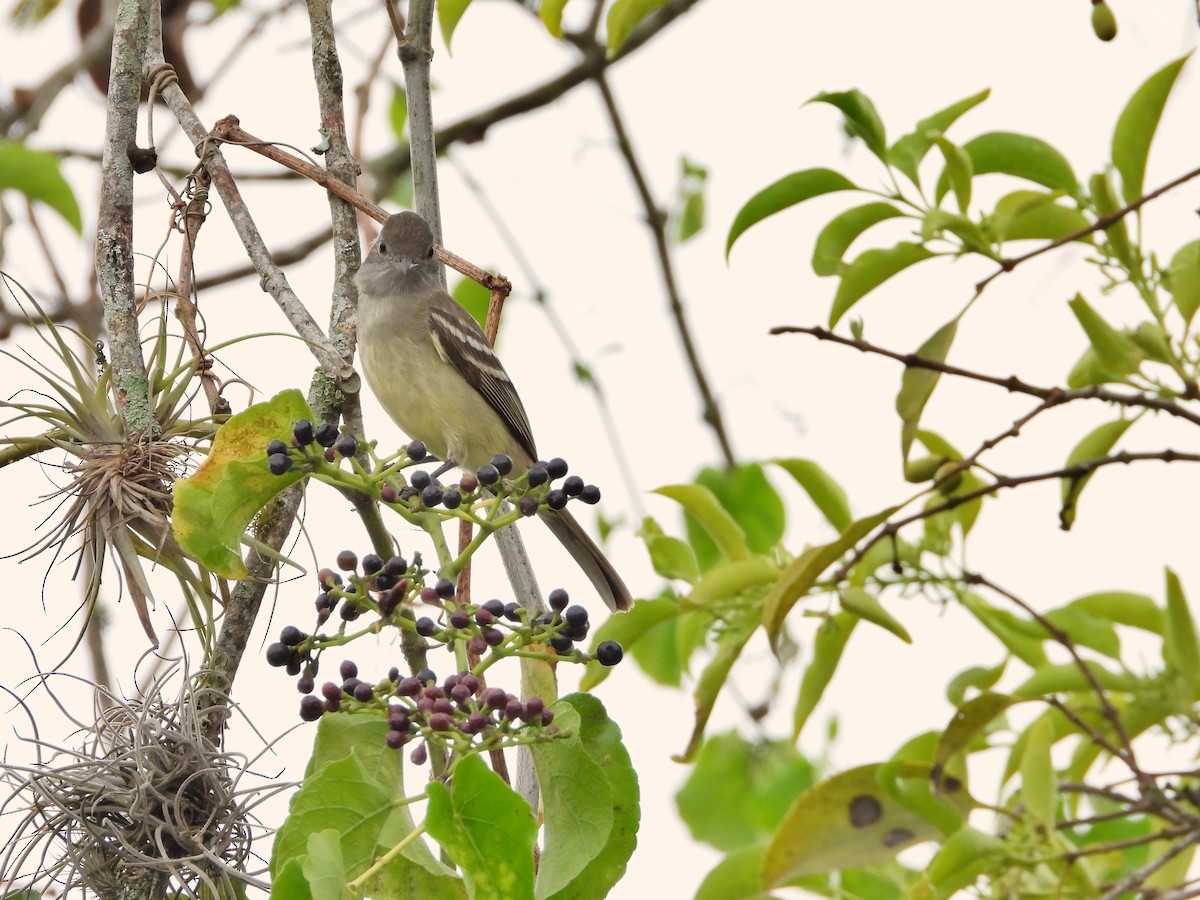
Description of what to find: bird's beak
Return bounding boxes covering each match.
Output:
[396,258,414,276]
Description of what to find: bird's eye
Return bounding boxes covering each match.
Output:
[377,241,388,255]
[426,248,435,260]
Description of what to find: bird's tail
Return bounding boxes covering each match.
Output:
[538,508,632,612]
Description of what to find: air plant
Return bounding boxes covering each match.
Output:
[0,273,221,659]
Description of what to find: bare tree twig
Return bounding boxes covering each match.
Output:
[596,73,736,467]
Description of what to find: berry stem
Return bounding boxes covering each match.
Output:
[347,821,429,892]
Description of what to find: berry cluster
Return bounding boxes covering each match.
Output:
[299,661,562,757]
[266,418,360,476]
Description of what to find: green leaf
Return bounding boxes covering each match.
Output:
[726,168,857,258]
[830,242,935,327]
[887,88,990,185]
[581,593,682,689]
[988,190,1090,244]
[676,731,814,853]
[1020,715,1056,824]
[934,692,1018,772]
[1043,605,1120,659]
[0,140,83,232]
[839,587,911,643]
[437,0,473,51]
[687,464,785,565]
[539,0,569,37]
[920,209,995,258]
[685,556,782,611]
[1166,239,1200,326]
[808,89,888,161]
[640,517,700,583]
[673,155,708,244]
[605,0,667,50]
[694,843,773,900]
[946,661,1007,706]
[763,506,900,641]
[1012,661,1141,697]
[1059,418,1133,531]
[761,763,973,886]
[654,483,749,563]
[771,457,852,531]
[541,695,639,900]
[302,830,347,900]
[388,86,408,141]
[938,132,1079,200]
[1163,568,1200,697]
[923,827,1005,896]
[1067,293,1143,382]
[932,135,973,214]
[1112,54,1190,203]
[960,592,1048,668]
[172,389,312,578]
[1088,170,1139,273]
[425,754,537,900]
[793,613,856,741]
[811,202,906,278]
[896,320,958,460]
[451,273,490,332]
[675,615,759,763]
[1067,591,1163,634]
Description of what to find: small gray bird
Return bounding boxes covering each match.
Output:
[356,211,632,612]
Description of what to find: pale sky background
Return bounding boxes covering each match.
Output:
[1,2,1199,897]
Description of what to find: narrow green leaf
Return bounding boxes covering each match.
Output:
[811,202,905,277]
[896,320,958,460]
[676,732,814,853]
[932,135,973,213]
[920,209,996,258]
[674,616,758,762]
[1059,418,1133,530]
[302,831,348,900]
[436,0,473,51]
[989,190,1089,244]
[888,88,991,185]
[923,827,1005,896]
[1068,591,1163,634]
[839,587,911,643]
[654,483,749,562]
[808,89,888,161]
[639,517,700,583]
[830,242,936,327]
[793,613,856,741]
[762,506,900,641]
[690,464,785,559]
[1043,605,1121,659]
[539,0,569,37]
[934,692,1017,771]
[771,458,852,531]
[1112,54,1190,203]
[1067,293,1143,379]
[1013,661,1141,697]
[685,557,782,610]
[960,592,1048,668]
[1163,568,1200,696]
[605,0,667,51]
[1167,239,1200,326]
[0,140,83,232]
[425,754,537,900]
[727,167,857,258]
[1020,715,1056,824]
[172,389,312,578]
[946,661,1007,706]
[938,132,1079,200]
[1088,170,1139,273]
[388,86,408,141]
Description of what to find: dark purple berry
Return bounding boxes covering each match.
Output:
[281,624,307,646]
[385,556,408,578]
[420,586,440,604]
[449,610,470,629]
[503,601,522,622]
[293,419,315,446]
[595,640,623,666]
[484,688,507,709]
[441,489,462,509]
[374,572,396,591]
[477,463,500,485]
[297,674,315,694]
[415,668,437,686]
[565,622,590,642]
[300,695,325,721]
[336,550,358,571]
[459,673,479,693]
[424,685,444,701]
[321,681,342,701]
[550,634,574,655]
[411,743,428,765]
[397,677,421,696]
[463,711,490,734]
[388,707,410,730]
[340,660,358,680]
[268,452,292,475]
[420,484,443,507]
[519,496,539,517]
[381,485,399,503]
[388,666,400,682]
[285,657,303,676]
[490,454,513,476]
[316,591,333,611]
[315,422,339,447]
[416,617,438,637]
[317,568,341,588]
[524,696,544,718]
[527,465,549,487]
[407,440,427,461]
[324,447,337,463]
[541,709,555,726]
[482,626,504,647]
[410,469,432,491]
[564,605,588,628]
[266,642,290,667]
[546,457,569,479]
[362,553,383,575]
[563,475,585,497]
[458,472,478,492]
[335,434,358,458]
[503,698,523,720]
[416,697,436,716]
[340,603,361,621]
[546,490,568,510]
[266,439,288,456]
[475,607,495,626]
[386,730,409,749]
[324,695,342,713]
[450,683,472,703]
[316,607,332,626]
[353,682,374,702]
[548,588,569,611]
[432,698,454,716]
[481,599,505,617]
[580,484,601,504]
[429,712,453,731]
[435,578,455,598]
[468,635,488,656]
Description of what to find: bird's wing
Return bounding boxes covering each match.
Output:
[427,289,538,462]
